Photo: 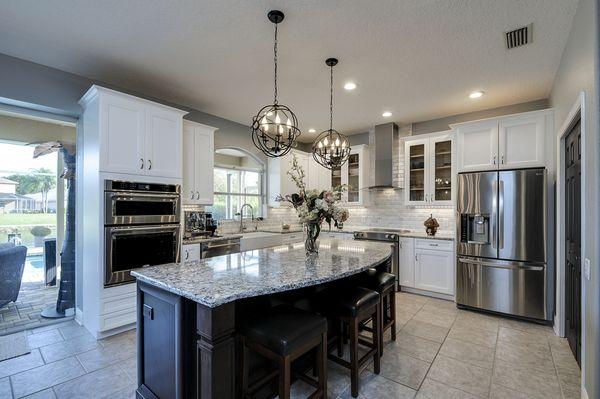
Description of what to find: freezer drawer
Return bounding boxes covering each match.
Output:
[456,257,548,320]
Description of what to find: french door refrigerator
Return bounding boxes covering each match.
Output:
[456,168,552,321]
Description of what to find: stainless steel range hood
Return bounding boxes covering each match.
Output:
[368,122,398,188]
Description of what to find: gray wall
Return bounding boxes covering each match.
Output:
[549,0,599,396]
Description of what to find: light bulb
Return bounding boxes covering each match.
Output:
[342,141,346,148]
[335,137,340,146]
[274,113,281,125]
[323,137,329,146]
[318,141,323,149]
[261,116,268,132]
[278,124,283,135]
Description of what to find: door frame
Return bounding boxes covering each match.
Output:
[555,92,586,357]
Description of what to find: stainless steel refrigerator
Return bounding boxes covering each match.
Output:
[456,168,552,321]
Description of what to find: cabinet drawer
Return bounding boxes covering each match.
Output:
[182,243,201,262]
[322,231,352,239]
[100,292,137,315]
[99,308,137,332]
[282,233,303,244]
[415,239,453,251]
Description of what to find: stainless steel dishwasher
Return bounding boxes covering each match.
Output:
[200,238,241,258]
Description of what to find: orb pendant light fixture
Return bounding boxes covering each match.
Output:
[312,58,351,170]
[251,10,301,158]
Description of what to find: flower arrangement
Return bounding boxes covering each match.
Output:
[276,155,349,254]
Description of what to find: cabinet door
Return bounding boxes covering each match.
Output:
[346,148,362,204]
[405,139,429,205]
[414,249,454,295]
[145,106,182,178]
[182,126,197,204]
[194,126,215,205]
[319,163,332,191]
[498,114,546,169]
[430,134,454,205]
[398,237,415,287]
[456,121,498,172]
[100,95,146,175]
[182,243,200,262]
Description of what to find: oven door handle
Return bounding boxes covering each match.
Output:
[107,225,180,235]
[108,192,180,200]
[203,242,239,250]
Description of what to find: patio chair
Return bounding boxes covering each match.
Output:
[0,243,27,308]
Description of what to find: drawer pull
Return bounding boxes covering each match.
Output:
[143,304,154,320]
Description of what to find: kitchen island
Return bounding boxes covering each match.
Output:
[131,239,393,399]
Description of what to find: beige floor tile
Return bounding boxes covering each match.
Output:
[53,364,134,399]
[416,378,479,399]
[489,383,544,399]
[27,329,64,349]
[119,357,137,383]
[454,312,499,332]
[492,358,561,399]
[421,301,459,315]
[10,357,85,398]
[497,327,549,351]
[40,334,100,364]
[22,389,57,398]
[0,349,45,379]
[560,381,581,399]
[401,319,449,343]
[427,355,491,398]
[495,340,555,374]
[412,309,456,328]
[57,324,91,340]
[338,371,417,399]
[397,292,429,304]
[77,342,137,373]
[438,338,495,369]
[498,318,554,336]
[390,330,441,363]
[448,323,497,348]
[0,377,12,398]
[369,348,430,389]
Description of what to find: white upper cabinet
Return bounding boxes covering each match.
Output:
[455,120,498,172]
[454,110,552,173]
[80,85,187,178]
[498,113,546,169]
[405,132,454,206]
[146,105,182,178]
[182,120,217,205]
[330,145,369,205]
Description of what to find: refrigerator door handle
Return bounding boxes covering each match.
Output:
[458,258,544,271]
[491,180,497,250]
[498,179,504,250]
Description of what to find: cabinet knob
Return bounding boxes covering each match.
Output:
[196,191,200,200]
[140,158,144,169]
[493,155,497,165]
[190,190,194,199]
[148,159,152,170]
[501,154,505,164]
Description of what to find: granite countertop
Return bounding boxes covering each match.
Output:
[182,234,242,245]
[132,239,393,308]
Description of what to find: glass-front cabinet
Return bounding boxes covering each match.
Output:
[331,144,369,205]
[405,132,454,205]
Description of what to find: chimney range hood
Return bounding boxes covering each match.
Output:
[369,122,398,189]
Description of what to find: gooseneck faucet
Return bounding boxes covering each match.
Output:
[239,203,254,233]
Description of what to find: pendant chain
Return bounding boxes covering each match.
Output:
[273,24,278,105]
[329,65,334,131]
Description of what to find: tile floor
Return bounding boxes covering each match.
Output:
[0,292,581,399]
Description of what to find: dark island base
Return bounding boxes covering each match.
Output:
[135,257,391,399]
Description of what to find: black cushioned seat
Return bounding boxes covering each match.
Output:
[357,268,395,291]
[239,305,327,356]
[320,286,379,318]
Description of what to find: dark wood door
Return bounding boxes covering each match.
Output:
[565,119,581,366]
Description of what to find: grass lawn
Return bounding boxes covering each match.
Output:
[0,213,57,248]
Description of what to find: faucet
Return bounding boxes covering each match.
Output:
[239,203,254,233]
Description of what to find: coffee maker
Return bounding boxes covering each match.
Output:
[183,211,217,240]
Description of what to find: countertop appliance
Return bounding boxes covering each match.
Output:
[354,228,406,290]
[456,168,551,321]
[183,211,217,240]
[104,180,181,287]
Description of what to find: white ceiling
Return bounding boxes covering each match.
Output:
[0,0,578,142]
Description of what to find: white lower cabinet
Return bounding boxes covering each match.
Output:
[182,243,201,262]
[281,232,303,245]
[399,237,454,296]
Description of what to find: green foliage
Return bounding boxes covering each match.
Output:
[6,168,56,212]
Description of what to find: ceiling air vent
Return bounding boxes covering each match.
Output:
[505,24,532,49]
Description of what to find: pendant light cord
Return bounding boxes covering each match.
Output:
[329,64,334,131]
[273,24,278,105]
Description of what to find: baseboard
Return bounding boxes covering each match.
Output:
[400,286,455,301]
[93,322,136,339]
[75,308,83,325]
[582,385,589,399]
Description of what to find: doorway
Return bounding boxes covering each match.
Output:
[564,117,581,365]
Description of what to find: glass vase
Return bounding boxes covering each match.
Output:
[305,221,321,255]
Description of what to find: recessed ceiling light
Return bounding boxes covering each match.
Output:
[344,82,356,91]
[382,111,392,118]
[308,128,316,133]
[469,91,484,99]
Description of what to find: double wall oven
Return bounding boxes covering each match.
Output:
[104,180,181,286]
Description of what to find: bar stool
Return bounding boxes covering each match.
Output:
[238,305,328,399]
[319,286,381,398]
[355,268,397,356]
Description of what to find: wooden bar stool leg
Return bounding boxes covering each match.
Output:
[390,289,397,341]
[350,317,359,398]
[337,320,344,357]
[379,297,385,358]
[317,331,328,398]
[373,306,381,374]
[240,336,249,397]
[279,356,291,399]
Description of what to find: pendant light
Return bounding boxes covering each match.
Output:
[251,10,300,158]
[312,58,351,170]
